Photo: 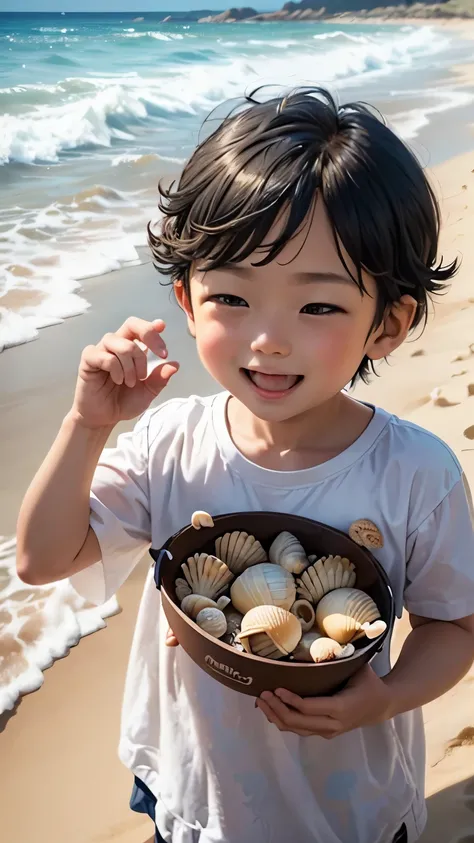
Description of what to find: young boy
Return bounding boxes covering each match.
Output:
[17,87,474,843]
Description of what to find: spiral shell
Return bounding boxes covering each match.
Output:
[310,637,355,664]
[290,599,316,633]
[348,519,384,549]
[315,587,386,645]
[196,607,227,638]
[181,594,217,619]
[191,510,214,529]
[236,605,302,659]
[215,531,267,575]
[269,531,308,575]
[175,577,192,602]
[181,553,233,599]
[292,630,324,662]
[230,563,296,615]
[296,555,356,604]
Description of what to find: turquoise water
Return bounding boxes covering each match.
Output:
[0,12,473,350]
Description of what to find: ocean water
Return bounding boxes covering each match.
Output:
[1,11,474,352]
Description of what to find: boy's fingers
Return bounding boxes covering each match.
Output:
[117,317,168,358]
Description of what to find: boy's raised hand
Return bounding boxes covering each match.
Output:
[72,317,179,429]
[256,664,392,737]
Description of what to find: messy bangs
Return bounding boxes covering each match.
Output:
[148,86,457,383]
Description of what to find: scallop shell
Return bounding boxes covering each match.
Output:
[175,577,192,602]
[181,553,233,599]
[292,630,324,662]
[230,562,296,615]
[315,587,386,645]
[215,531,267,575]
[196,607,227,638]
[349,519,384,549]
[310,637,355,664]
[269,531,308,575]
[290,599,316,633]
[296,555,356,604]
[181,594,218,619]
[236,605,302,659]
[191,510,214,529]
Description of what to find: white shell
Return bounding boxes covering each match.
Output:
[292,630,324,662]
[181,594,218,619]
[191,510,214,529]
[290,599,316,633]
[175,577,192,602]
[348,519,384,549]
[315,587,385,645]
[196,607,227,638]
[236,605,302,658]
[215,531,267,575]
[310,637,355,663]
[269,531,308,575]
[230,562,296,615]
[181,553,233,599]
[296,555,356,604]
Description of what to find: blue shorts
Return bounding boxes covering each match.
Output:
[130,776,408,842]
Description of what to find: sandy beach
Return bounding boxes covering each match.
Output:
[1,19,474,842]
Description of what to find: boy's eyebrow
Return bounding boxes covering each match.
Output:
[215,265,353,285]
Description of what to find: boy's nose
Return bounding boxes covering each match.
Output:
[250,332,291,357]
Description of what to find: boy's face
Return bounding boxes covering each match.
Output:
[176,200,415,422]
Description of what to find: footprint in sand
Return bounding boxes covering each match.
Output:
[410,349,425,358]
[464,425,474,440]
[452,370,468,378]
[430,387,460,408]
[452,344,474,363]
[468,384,474,397]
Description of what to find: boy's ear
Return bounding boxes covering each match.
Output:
[365,295,418,362]
[174,280,196,338]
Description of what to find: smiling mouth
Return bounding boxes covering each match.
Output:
[242,368,304,393]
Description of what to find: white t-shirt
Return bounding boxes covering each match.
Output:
[71,391,474,843]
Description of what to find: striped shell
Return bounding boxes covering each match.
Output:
[215,531,267,575]
[180,594,230,620]
[236,605,302,659]
[196,607,227,638]
[290,599,316,633]
[181,553,233,599]
[310,637,355,664]
[269,531,308,575]
[296,555,356,604]
[175,577,192,602]
[348,519,384,549]
[315,587,385,645]
[230,563,296,615]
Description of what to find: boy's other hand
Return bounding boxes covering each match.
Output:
[71,317,179,430]
[256,664,391,738]
[166,627,179,647]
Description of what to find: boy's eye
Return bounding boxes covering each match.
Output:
[301,303,342,316]
[210,294,249,307]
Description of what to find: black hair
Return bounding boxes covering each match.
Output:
[148,86,457,384]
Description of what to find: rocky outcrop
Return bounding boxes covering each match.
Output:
[198,7,258,23]
[199,0,474,22]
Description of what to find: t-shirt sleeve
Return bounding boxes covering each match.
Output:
[404,473,474,620]
[69,413,152,605]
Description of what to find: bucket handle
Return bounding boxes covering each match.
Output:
[149,547,172,590]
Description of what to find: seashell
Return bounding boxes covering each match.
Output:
[348,519,384,549]
[290,599,316,633]
[222,607,244,645]
[236,605,302,659]
[230,562,296,615]
[191,510,214,529]
[315,587,386,645]
[196,607,227,638]
[216,595,231,611]
[292,630,324,662]
[310,637,355,664]
[269,531,308,575]
[296,555,355,604]
[181,553,233,600]
[175,577,192,602]
[181,594,218,619]
[215,531,267,575]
